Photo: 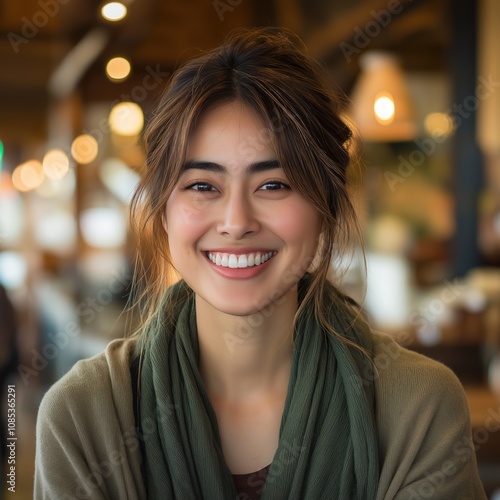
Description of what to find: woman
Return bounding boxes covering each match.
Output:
[35,28,486,499]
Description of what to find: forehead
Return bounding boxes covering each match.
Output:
[186,102,276,169]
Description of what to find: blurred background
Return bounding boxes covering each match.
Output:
[1,0,500,497]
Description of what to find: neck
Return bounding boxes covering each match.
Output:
[196,287,298,403]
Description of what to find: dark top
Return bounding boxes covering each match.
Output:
[131,355,270,499]
[233,465,270,499]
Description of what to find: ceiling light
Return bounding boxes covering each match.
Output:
[71,135,99,164]
[374,93,395,124]
[109,102,144,136]
[101,2,127,22]
[350,52,416,142]
[12,160,45,192]
[43,149,70,180]
[106,57,131,81]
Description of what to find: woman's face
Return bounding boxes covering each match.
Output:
[165,101,322,316]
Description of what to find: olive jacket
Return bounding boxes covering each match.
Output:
[34,333,487,499]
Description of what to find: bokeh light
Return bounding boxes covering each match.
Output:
[101,2,127,21]
[0,251,27,289]
[34,210,77,254]
[374,93,395,124]
[106,57,131,81]
[71,135,99,164]
[109,102,144,136]
[12,160,45,192]
[424,112,454,139]
[0,171,12,193]
[80,207,127,248]
[43,149,70,180]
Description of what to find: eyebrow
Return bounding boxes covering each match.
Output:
[182,159,280,174]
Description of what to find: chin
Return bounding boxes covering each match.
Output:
[198,287,282,318]
[212,298,269,318]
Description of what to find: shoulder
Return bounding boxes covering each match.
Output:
[371,331,469,441]
[37,336,139,437]
[371,332,486,500]
[35,336,145,499]
[371,331,465,405]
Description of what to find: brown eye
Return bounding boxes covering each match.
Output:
[186,182,217,192]
[260,181,290,191]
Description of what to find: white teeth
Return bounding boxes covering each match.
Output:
[207,251,275,269]
[228,254,238,268]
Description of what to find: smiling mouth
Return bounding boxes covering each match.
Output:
[205,251,277,269]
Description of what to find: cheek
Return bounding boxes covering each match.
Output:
[167,198,202,226]
[166,196,211,246]
[272,203,321,246]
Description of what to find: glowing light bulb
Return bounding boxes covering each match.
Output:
[12,160,44,192]
[71,135,99,164]
[106,57,131,81]
[101,2,127,22]
[109,102,144,136]
[43,149,70,180]
[374,93,395,124]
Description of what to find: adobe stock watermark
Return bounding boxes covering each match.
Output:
[79,64,169,148]
[213,0,243,21]
[17,267,131,385]
[353,279,468,387]
[405,454,464,499]
[237,112,289,165]
[352,328,413,388]
[406,404,500,499]
[223,256,315,353]
[340,0,412,63]
[385,74,500,192]
[7,0,71,54]
[42,64,170,180]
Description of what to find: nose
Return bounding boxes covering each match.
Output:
[216,190,260,239]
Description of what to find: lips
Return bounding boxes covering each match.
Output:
[206,251,277,268]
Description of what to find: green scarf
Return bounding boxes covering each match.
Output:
[138,274,379,499]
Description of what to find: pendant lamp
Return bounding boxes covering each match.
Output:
[350,51,417,142]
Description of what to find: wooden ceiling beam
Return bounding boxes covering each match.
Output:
[305,0,426,60]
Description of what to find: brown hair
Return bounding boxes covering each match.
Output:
[129,27,364,345]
